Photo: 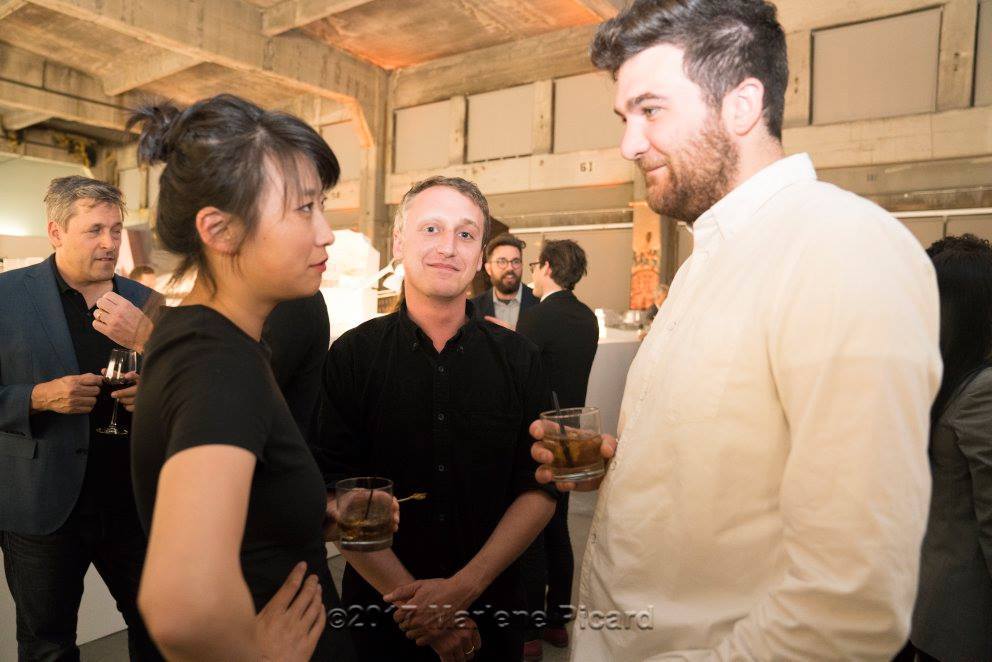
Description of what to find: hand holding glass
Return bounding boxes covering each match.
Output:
[538,407,605,482]
[335,477,393,551]
[96,348,137,436]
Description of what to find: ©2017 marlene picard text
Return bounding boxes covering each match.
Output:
[325,604,655,631]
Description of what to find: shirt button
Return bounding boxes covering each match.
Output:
[438,514,447,523]
[437,413,445,422]
[666,321,678,331]
[437,464,446,472]
[437,365,445,374]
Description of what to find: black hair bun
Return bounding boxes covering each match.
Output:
[127,102,182,164]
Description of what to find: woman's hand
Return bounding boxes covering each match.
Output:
[256,562,325,662]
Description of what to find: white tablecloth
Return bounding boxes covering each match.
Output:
[585,328,642,437]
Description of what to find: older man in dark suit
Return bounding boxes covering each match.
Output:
[516,239,598,661]
[0,176,159,660]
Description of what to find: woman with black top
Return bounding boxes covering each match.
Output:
[904,234,992,662]
[127,94,342,660]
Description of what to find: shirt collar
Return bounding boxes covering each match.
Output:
[493,285,522,306]
[690,153,817,252]
[398,300,476,353]
[49,253,120,298]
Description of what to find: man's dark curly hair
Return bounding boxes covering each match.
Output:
[591,0,788,139]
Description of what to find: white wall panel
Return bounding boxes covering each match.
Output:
[554,72,623,153]
[393,100,450,174]
[812,9,940,124]
[467,84,535,162]
[321,121,362,182]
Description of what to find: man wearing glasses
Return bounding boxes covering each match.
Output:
[471,233,538,330]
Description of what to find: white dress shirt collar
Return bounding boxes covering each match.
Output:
[690,153,817,252]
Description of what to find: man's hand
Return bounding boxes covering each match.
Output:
[30,374,102,414]
[428,616,481,662]
[483,316,513,331]
[93,292,153,352]
[385,577,480,641]
[324,493,400,542]
[530,418,617,491]
[109,371,140,413]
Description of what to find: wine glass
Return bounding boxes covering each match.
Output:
[96,348,137,436]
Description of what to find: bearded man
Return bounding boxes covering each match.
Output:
[470,233,538,331]
[528,1,942,659]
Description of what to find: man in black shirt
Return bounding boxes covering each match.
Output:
[0,176,159,660]
[516,239,599,660]
[319,176,556,661]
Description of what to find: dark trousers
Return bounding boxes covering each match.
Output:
[0,505,161,662]
[892,641,940,662]
[348,614,523,662]
[520,492,574,639]
[342,567,526,662]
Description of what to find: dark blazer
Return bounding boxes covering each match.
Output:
[0,258,153,535]
[516,289,598,410]
[912,367,992,661]
[470,284,539,320]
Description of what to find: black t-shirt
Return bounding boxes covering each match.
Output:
[263,293,329,446]
[49,255,134,514]
[131,305,335,658]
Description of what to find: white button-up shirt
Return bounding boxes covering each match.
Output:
[572,154,941,661]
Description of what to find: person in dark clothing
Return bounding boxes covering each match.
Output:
[0,176,160,662]
[470,232,539,329]
[516,239,599,660]
[896,234,992,662]
[263,292,358,662]
[128,94,345,661]
[264,293,331,447]
[318,176,556,662]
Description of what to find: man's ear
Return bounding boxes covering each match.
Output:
[195,207,240,256]
[483,260,493,277]
[722,76,765,137]
[392,227,405,262]
[47,220,63,248]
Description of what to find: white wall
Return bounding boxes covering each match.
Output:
[0,157,88,238]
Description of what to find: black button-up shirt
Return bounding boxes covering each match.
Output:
[49,255,134,514]
[318,302,552,610]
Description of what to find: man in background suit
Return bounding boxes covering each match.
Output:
[471,232,538,330]
[516,239,598,661]
[0,176,160,660]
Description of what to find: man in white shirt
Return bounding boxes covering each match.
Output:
[529,1,942,660]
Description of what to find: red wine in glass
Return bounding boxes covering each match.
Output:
[96,348,137,436]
